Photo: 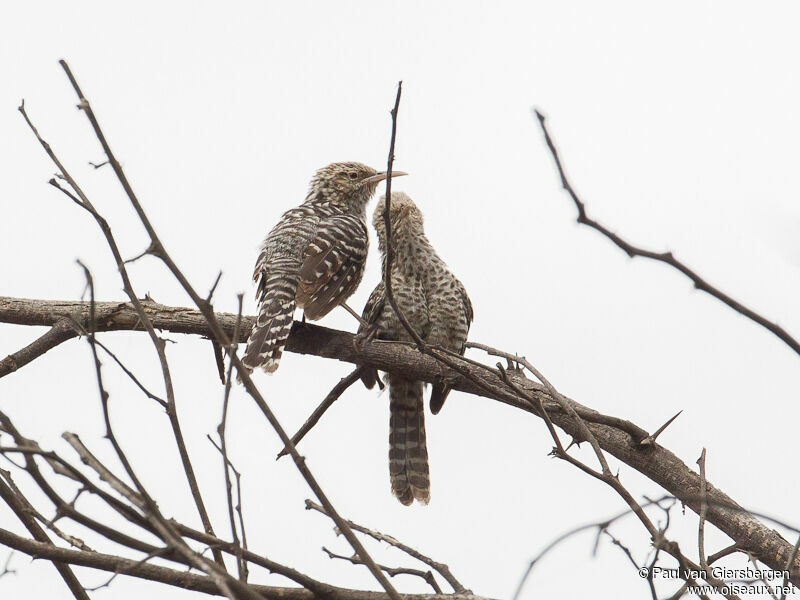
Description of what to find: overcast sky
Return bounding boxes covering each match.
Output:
[2,2,799,599]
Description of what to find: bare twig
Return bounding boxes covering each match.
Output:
[341,302,370,328]
[62,432,145,511]
[215,293,247,581]
[0,413,335,595]
[0,420,331,597]
[379,81,433,357]
[697,448,709,571]
[20,97,225,568]
[2,526,477,600]
[780,537,800,600]
[0,470,89,599]
[67,317,168,409]
[601,529,641,574]
[74,264,247,600]
[744,552,780,600]
[0,468,92,552]
[123,243,156,264]
[322,546,444,594]
[466,341,648,441]
[0,552,16,578]
[84,548,169,592]
[208,436,248,581]
[306,499,467,593]
[708,544,740,565]
[277,366,365,459]
[0,317,76,379]
[534,108,800,358]
[58,59,401,600]
[512,498,679,600]
[503,354,740,599]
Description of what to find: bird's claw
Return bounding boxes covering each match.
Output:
[353,325,378,352]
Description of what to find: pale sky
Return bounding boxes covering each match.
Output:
[2,2,799,599]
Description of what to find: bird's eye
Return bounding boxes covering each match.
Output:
[348,172,359,180]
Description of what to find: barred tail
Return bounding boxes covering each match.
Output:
[242,272,299,374]
[388,376,430,505]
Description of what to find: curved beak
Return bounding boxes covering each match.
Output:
[362,170,408,185]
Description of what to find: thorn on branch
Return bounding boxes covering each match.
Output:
[639,411,683,447]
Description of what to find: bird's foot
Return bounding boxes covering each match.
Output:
[353,324,378,352]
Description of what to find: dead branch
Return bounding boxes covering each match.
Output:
[322,546,444,594]
[20,98,226,568]
[277,366,365,458]
[2,62,797,600]
[308,498,467,594]
[0,527,488,600]
[0,473,89,599]
[0,317,76,378]
[57,59,403,600]
[534,109,800,358]
[2,294,798,586]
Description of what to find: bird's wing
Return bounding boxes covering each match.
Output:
[430,277,473,415]
[243,206,317,374]
[360,281,386,330]
[296,214,368,320]
[357,281,386,390]
[252,206,315,303]
[457,278,474,328]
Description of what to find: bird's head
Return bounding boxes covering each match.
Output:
[373,192,424,249]
[308,162,407,215]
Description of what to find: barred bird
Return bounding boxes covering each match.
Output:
[360,192,473,505]
[242,162,406,375]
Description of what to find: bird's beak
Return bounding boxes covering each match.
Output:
[362,170,408,185]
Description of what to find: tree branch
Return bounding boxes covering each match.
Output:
[0,317,77,378]
[0,527,488,600]
[20,97,226,569]
[1,295,797,587]
[0,474,89,599]
[277,366,365,459]
[533,108,800,358]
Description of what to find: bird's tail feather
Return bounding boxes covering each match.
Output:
[242,272,299,375]
[429,385,451,415]
[388,376,430,505]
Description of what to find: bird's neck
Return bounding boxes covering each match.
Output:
[304,190,367,218]
[382,227,438,278]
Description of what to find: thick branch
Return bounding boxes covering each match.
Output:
[0,318,76,378]
[0,527,485,600]
[1,295,797,585]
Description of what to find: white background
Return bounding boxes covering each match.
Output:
[1,2,799,598]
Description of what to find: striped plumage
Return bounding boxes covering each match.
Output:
[242,162,404,375]
[360,192,473,505]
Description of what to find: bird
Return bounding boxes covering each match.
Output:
[359,192,473,505]
[241,162,406,375]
